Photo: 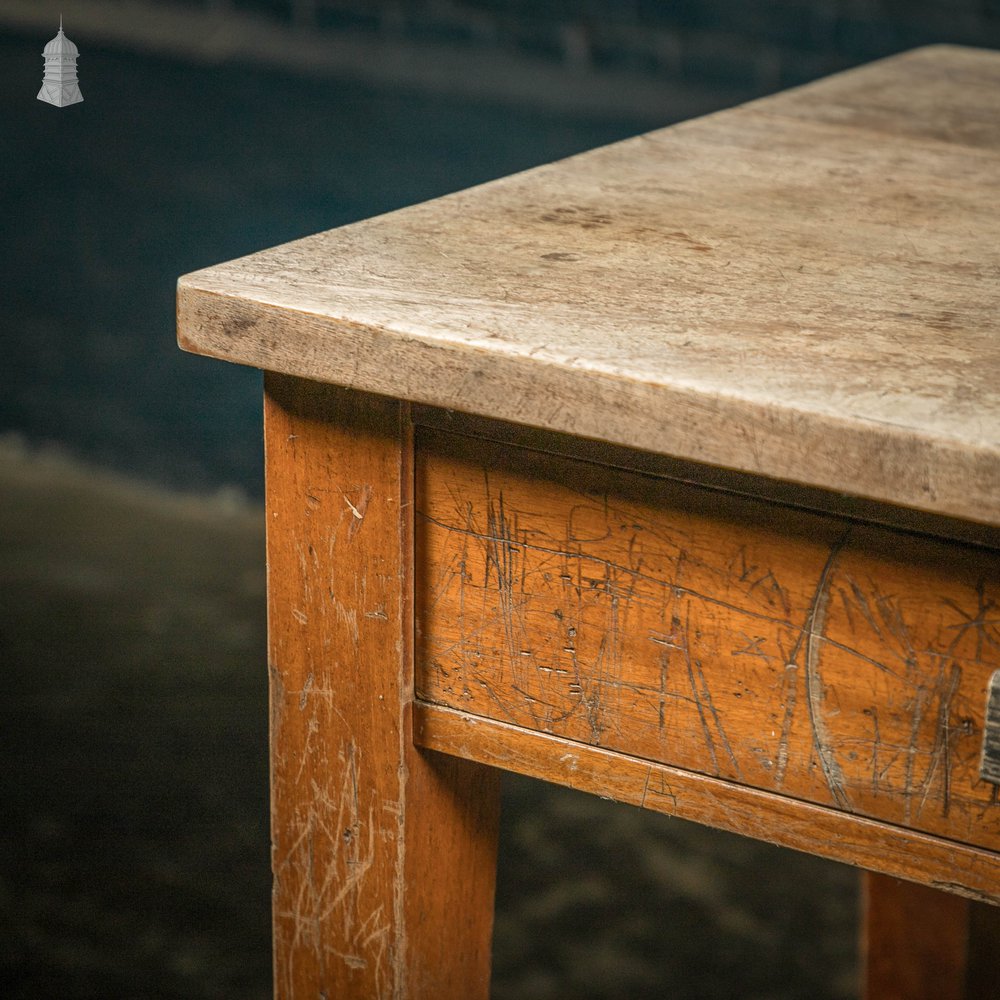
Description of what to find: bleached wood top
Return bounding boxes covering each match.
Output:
[178,45,1000,527]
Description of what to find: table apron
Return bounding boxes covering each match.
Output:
[414,423,1000,881]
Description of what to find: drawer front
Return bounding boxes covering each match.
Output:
[415,427,1000,851]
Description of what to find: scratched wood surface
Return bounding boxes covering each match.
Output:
[415,702,1000,904]
[265,377,499,998]
[178,45,1000,526]
[414,428,1000,854]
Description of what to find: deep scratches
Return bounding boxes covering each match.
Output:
[847,577,884,639]
[902,685,929,825]
[679,608,740,777]
[658,649,669,730]
[601,575,625,741]
[914,663,962,820]
[345,484,372,542]
[420,511,795,630]
[802,530,852,810]
[344,740,361,866]
[732,634,769,660]
[773,645,798,787]
[299,671,314,711]
[683,621,721,775]
[867,707,881,796]
[583,632,609,744]
[873,588,917,664]
[483,483,525,678]
[942,579,1000,662]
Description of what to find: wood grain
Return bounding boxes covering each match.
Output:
[414,427,1000,851]
[180,46,1000,993]
[761,45,1000,150]
[414,701,1000,904]
[413,405,1000,552]
[265,376,499,998]
[179,46,1000,525]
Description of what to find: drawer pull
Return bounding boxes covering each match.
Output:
[981,670,1000,784]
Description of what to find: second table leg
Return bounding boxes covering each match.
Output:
[861,871,1000,1000]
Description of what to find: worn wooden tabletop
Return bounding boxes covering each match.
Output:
[178,45,1000,526]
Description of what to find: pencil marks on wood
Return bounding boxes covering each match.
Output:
[414,428,1000,850]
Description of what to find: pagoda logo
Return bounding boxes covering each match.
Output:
[38,17,83,107]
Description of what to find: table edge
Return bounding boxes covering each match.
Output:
[178,283,999,528]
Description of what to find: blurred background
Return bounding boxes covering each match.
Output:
[2,2,997,997]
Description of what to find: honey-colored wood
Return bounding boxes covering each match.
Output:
[264,375,499,998]
[415,427,1000,854]
[179,47,1000,998]
[179,46,1000,526]
[414,702,1000,904]
[411,406,1000,553]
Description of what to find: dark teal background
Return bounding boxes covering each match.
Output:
[0,31,647,495]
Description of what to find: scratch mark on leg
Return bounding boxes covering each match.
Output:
[300,672,314,711]
[345,484,372,542]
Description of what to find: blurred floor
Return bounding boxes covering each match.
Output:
[0,441,859,999]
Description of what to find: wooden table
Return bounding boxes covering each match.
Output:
[178,45,1000,998]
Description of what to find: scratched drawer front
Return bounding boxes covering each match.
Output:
[414,427,1000,851]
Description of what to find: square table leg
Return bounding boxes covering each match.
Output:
[263,374,500,998]
[862,866,1000,999]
